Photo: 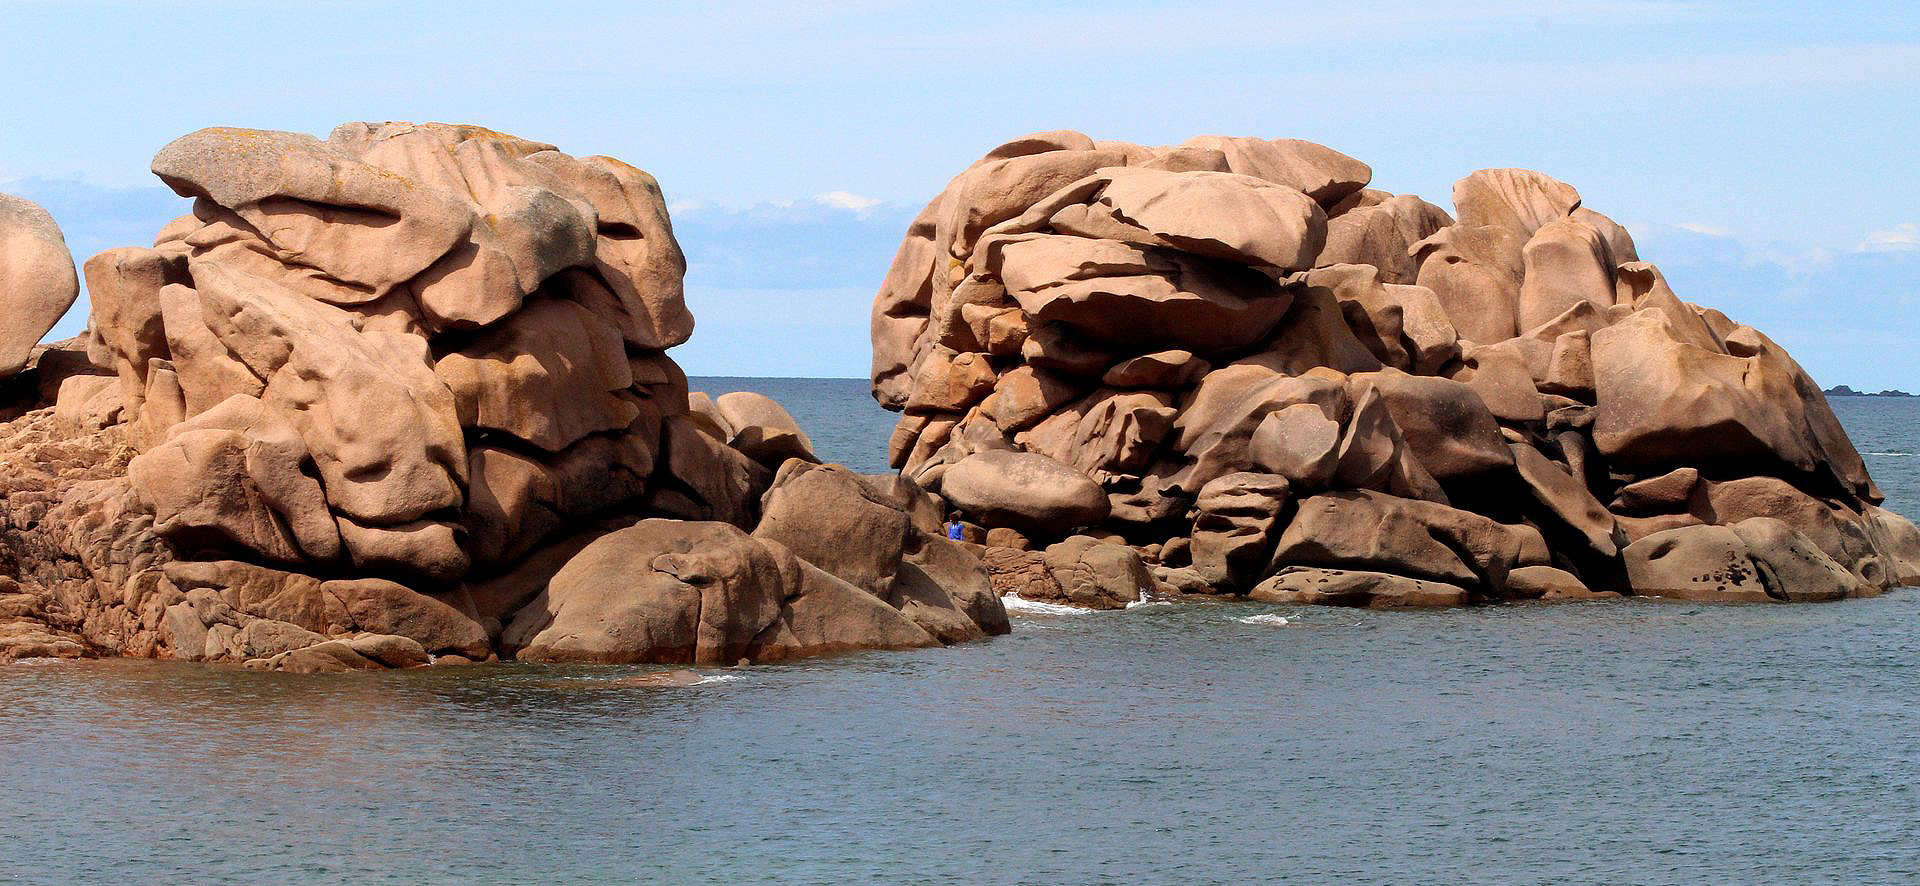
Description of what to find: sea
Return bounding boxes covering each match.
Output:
[2,380,1916,884]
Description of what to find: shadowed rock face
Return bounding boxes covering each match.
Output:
[0,122,1005,667]
[873,131,1920,608]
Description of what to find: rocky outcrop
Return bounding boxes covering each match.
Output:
[500,460,1005,663]
[874,131,1920,608]
[0,122,1004,666]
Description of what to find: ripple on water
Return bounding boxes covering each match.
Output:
[2,391,1917,883]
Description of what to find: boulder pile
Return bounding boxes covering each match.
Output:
[0,122,1005,668]
[871,130,1920,606]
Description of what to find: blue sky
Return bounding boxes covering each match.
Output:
[2,1,1916,386]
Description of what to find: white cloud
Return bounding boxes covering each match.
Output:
[815,190,883,211]
[1676,221,1732,237]
[1861,222,1920,253]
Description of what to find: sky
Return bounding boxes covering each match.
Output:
[2,0,1916,387]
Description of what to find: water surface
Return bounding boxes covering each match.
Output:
[1,385,1916,884]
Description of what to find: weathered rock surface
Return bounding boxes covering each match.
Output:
[980,535,1150,610]
[504,506,1004,663]
[940,450,1110,532]
[0,123,1007,668]
[0,195,80,379]
[1249,567,1468,608]
[871,130,1920,609]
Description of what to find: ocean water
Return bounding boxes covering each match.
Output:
[2,385,1917,884]
[692,377,899,473]
[1827,396,1920,514]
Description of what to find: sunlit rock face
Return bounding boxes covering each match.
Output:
[1,122,1006,669]
[0,193,80,379]
[873,130,1920,607]
[87,123,704,586]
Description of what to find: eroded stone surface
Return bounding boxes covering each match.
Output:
[0,123,1006,669]
[1,195,81,379]
[869,130,1919,609]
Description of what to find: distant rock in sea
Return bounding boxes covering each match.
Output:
[0,123,1006,668]
[1824,385,1915,398]
[871,130,1920,608]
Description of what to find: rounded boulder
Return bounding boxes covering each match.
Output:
[939,450,1110,533]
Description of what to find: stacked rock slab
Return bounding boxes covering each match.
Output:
[872,130,1920,607]
[0,122,1005,666]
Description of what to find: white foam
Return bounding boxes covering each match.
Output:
[8,657,72,666]
[1233,613,1293,627]
[694,673,744,686]
[1125,596,1173,609]
[1863,451,1915,457]
[999,593,1094,616]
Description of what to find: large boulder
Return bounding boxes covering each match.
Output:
[503,519,790,663]
[1317,194,1452,284]
[1189,472,1290,590]
[1508,442,1622,560]
[991,235,1297,353]
[939,450,1110,533]
[979,534,1152,611]
[1728,517,1862,603]
[128,394,340,565]
[1040,536,1152,609]
[1348,368,1511,483]
[1247,403,1342,492]
[898,533,1010,637]
[1079,167,1327,270]
[1309,264,1460,374]
[0,194,81,378]
[159,558,487,658]
[744,557,940,662]
[1249,567,1469,608]
[1693,475,1887,585]
[1175,365,1346,493]
[1622,524,1765,603]
[754,461,910,597]
[1271,491,1520,595]
[1620,518,1865,604]
[1591,311,1875,503]
[1450,169,1580,237]
[715,391,816,465]
[503,515,999,664]
[1411,224,1524,346]
[1865,506,1920,586]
